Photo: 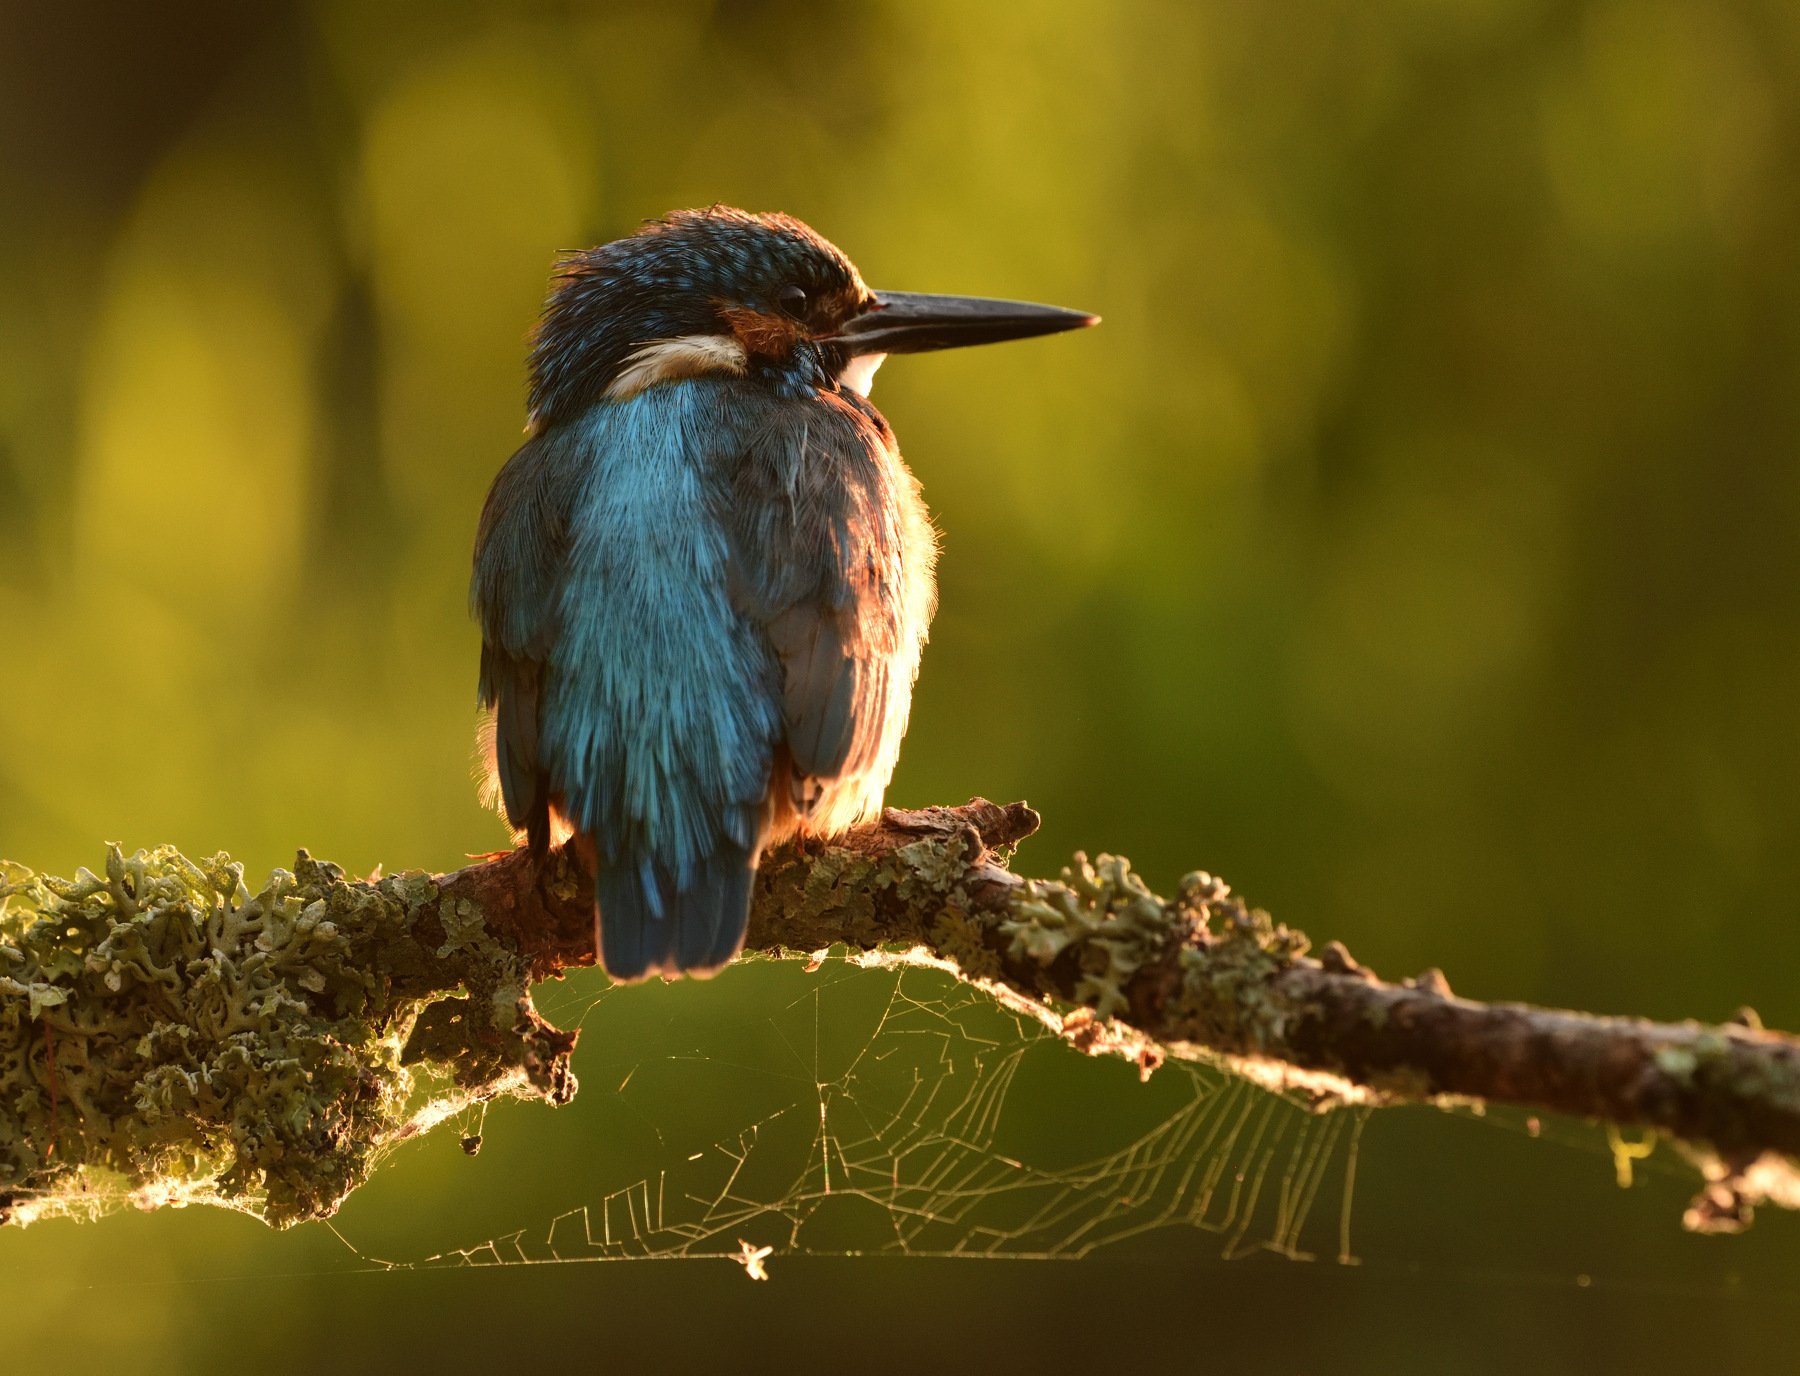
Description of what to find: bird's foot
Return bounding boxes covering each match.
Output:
[465,845,524,864]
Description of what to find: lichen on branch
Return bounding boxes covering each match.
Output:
[0,843,577,1227]
[4,799,1800,1235]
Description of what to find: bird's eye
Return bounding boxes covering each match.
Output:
[777,284,809,320]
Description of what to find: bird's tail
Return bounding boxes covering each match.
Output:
[594,843,757,981]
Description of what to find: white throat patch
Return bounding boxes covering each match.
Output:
[836,352,886,398]
[606,334,749,401]
[600,335,886,403]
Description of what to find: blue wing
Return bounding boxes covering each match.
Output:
[473,431,577,854]
[726,388,913,821]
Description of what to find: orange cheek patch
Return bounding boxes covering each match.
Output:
[719,306,806,358]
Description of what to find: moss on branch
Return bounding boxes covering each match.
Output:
[4,799,1799,1235]
[0,844,579,1226]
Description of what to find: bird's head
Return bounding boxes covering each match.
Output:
[527,206,1096,429]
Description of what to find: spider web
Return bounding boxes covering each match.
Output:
[335,955,1368,1271]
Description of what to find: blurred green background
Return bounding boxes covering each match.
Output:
[4,0,1800,1370]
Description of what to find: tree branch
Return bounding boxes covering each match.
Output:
[3,799,1795,1234]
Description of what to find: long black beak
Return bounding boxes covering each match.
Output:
[833,290,1098,357]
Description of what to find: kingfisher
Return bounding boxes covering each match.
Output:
[472,206,1096,981]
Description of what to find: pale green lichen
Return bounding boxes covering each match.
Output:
[928,909,1004,982]
[436,896,487,958]
[0,847,413,1226]
[889,836,978,901]
[0,845,558,1229]
[987,855,1316,1064]
[997,853,1187,1020]
[747,829,986,956]
[1165,876,1310,1055]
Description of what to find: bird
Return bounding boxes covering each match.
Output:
[471,206,1096,981]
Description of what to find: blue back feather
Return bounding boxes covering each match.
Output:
[544,387,783,877]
